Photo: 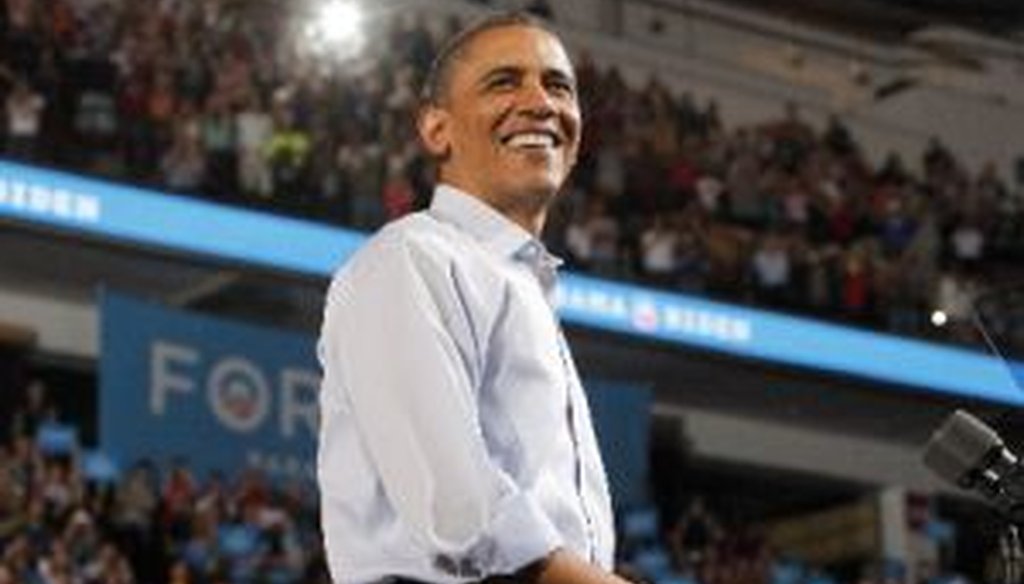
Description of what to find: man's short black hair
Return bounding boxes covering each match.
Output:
[420,11,559,106]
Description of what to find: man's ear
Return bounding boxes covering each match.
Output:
[417,104,452,160]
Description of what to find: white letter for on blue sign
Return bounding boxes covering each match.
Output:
[207,356,270,433]
[150,340,199,415]
[280,368,320,438]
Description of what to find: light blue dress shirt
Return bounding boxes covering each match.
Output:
[317,184,615,583]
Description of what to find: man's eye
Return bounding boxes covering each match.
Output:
[487,77,516,90]
[546,79,575,96]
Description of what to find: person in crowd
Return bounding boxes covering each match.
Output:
[4,79,45,161]
[640,216,680,288]
[669,497,722,572]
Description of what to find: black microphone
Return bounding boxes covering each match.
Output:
[923,410,1024,522]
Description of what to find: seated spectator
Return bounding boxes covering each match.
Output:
[935,270,979,344]
[669,496,723,571]
[200,99,238,199]
[336,140,385,231]
[112,464,158,539]
[751,234,792,307]
[181,505,220,579]
[11,379,55,441]
[949,216,985,273]
[162,460,197,545]
[923,136,956,179]
[526,0,555,20]
[840,246,874,322]
[40,461,80,526]
[0,466,23,544]
[676,218,710,293]
[2,534,36,584]
[264,111,311,208]
[3,79,45,161]
[82,542,134,584]
[381,155,415,222]
[567,198,621,277]
[36,539,78,584]
[168,559,192,584]
[640,216,681,288]
[236,94,274,199]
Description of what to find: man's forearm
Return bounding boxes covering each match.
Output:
[527,548,633,584]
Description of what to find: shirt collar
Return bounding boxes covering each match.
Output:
[429,184,562,270]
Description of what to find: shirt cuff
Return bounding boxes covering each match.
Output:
[481,489,564,575]
[432,489,563,581]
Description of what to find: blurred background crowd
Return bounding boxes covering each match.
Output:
[0,0,1016,583]
[1,378,962,584]
[2,0,1022,346]
[0,379,330,584]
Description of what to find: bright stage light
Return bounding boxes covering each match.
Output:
[317,0,363,45]
[931,310,948,327]
[305,0,366,60]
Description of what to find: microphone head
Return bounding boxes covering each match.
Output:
[923,410,1004,487]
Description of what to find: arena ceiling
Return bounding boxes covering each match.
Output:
[708,0,1024,41]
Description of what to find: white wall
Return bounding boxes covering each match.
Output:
[0,289,96,358]
[656,404,957,494]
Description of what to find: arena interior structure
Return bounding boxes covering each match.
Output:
[2,0,1024,583]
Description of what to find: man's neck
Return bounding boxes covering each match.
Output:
[440,181,550,238]
[489,201,547,238]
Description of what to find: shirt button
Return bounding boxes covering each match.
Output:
[433,554,458,575]
[433,554,482,578]
[457,557,482,578]
[519,242,540,260]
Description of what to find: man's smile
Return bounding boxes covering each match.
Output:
[500,129,564,149]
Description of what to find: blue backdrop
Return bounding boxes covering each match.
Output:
[100,292,321,483]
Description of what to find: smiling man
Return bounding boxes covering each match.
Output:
[318,13,628,584]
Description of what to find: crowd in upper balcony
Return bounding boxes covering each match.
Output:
[1,0,1022,345]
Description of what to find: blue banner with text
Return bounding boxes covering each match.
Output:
[100,292,320,484]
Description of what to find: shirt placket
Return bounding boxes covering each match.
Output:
[555,326,598,564]
[521,243,598,563]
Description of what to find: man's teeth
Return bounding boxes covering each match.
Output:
[506,133,555,148]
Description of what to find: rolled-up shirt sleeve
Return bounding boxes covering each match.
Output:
[320,235,562,577]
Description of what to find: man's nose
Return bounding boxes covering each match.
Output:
[516,78,557,117]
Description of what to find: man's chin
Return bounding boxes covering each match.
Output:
[508,175,564,199]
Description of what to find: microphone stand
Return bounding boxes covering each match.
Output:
[922,410,1024,584]
[1000,525,1024,584]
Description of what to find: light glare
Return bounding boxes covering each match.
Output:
[931,310,948,327]
[318,1,363,46]
[304,0,366,61]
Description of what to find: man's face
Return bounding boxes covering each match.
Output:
[419,25,581,219]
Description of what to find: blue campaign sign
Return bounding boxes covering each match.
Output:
[0,159,362,276]
[100,292,320,483]
[586,380,651,509]
[557,274,1024,406]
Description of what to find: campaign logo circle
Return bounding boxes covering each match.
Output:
[207,357,270,433]
[631,300,660,333]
